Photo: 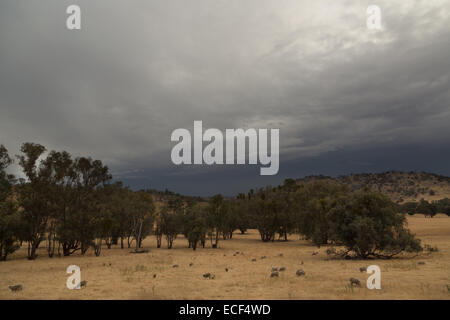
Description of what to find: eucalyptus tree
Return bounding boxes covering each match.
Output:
[0,145,20,261]
[48,154,111,256]
[110,185,134,249]
[434,198,450,215]
[129,191,155,252]
[234,193,249,234]
[274,179,299,241]
[159,204,180,249]
[154,212,163,248]
[416,199,437,217]
[221,202,238,240]
[16,143,52,260]
[181,203,207,250]
[329,189,423,258]
[96,183,124,250]
[206,194,228,248]
[247,187,280,242]
[41,150,76,257]
[293,181,349,246]
[74,157,112,255]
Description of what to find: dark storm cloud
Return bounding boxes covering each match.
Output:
[1,0,449,195]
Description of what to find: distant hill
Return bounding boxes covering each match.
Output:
[144,188,207,204]
[295,171,450,203]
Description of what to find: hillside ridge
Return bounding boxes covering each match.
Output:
[295,171,450,203]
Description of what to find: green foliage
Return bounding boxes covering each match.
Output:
[294,182,349,246]
[400,201,419,215]
[43,151,112,256]
[183,204,207,250]
[329,189,423,258]
[0,142,442,262]
[158,205,181,249]
[207,194,228,247]
[0,145,21,261]
[433,198,450,216]
[247,187,279,242]
[16,143,52,260]
[128,191,156,251]
[234,193,249,234]
[416,199,437,217]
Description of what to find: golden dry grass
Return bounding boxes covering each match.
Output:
[1,215,449,300]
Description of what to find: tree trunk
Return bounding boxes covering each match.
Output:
[135,221,143,252]
[106,238,112,249]
[47,234,56,258]
[94,239,102,256]
[156,234,162,248]
[81,242,89,255]
[27,239,39,260]
[213,229,219,248]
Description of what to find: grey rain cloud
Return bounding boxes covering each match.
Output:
[1,0,449,195]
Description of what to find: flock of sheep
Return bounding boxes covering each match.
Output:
[7,250,374,294]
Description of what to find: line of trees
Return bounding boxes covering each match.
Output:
[1,143,427,261]
[154,194,247,250]
[399,198,450,217]
[0,143,156,260]
[0,143,248,260]
[237,179,423,258]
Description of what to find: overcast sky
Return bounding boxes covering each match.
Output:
[1,0,449,196]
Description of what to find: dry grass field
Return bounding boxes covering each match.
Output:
[1,215,449,300]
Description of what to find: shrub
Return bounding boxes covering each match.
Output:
[329,189,423,259]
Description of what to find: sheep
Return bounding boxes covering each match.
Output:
[312,251,319,256]
[251,258,257,262]
[80,280,87,288]
[270,271,279,278]
[271,267,278,272]
[296,269,305,277]
[418,261,425,265]
[203,273,215,279]
[349,277,362,287]
[279,267,286,272]
[173,264,179,268]
[359,267,367,273]
[8,284,23,292]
